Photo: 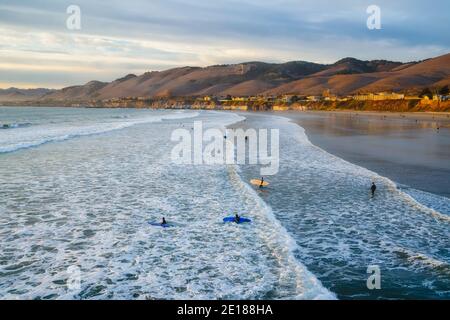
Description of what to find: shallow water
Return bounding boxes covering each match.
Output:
[0,107,332,300]
[0,107,449,300]
[280,111,450,199]
[236,113,450,299]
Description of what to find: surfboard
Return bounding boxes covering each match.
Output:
[149,222,171,228]
[250,179,269,187]
[223,217,251,224]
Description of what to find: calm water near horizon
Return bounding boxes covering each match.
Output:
[0,107,449,300]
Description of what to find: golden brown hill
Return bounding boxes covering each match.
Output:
[36,53,450,101]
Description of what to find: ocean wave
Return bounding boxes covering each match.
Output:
[1,110,280,300]
[392,246,450,275]
[232,113,450,298]
[0,111,199,154]
[398,185,450,216]
[0,122,32,129]
[227,164,337,300]
[283,116,450,223]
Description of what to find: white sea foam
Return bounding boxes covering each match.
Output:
[0,122,32,129]
[391,246,450,273]
[0,111,199,154]
[284,116,450,222]
[1,109,449,300]
[227,165,336,299]
[2,110,324,300]
[232,113,450,299]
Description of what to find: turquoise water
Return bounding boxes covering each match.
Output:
[0,107,449,299]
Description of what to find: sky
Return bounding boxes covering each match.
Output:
[0,0,449,89]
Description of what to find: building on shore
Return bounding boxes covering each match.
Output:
[280,95,298,103]
[306,96,322,102]
[353,92,405,101]
[231,97,248,102]
[231,105,248,111]
[273,105,290,111]
[433,94,450,101]
[322,89,337,101]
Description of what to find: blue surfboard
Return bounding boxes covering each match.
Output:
[223,217,251,224]
[149,222,171,228]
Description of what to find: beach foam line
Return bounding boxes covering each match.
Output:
[205,110,247,129]
[390,245,450,275]
[0,122,32,129]
[398,184,450,216]
[280,115,450,224]
[227,164,337,300]
[0,111,199,154]
[390,183,450,223]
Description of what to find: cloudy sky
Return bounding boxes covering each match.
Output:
[1,0,449,88]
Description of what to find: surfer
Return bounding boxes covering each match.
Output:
[234,214,241,223]
[259,177,264,188]
[371,182,377,197]
[161,217,167,225]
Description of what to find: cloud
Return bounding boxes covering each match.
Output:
[0,0,449,88]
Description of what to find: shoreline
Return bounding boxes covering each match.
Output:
[271,111,450,198]
[227,109,449,199]
[2,96,450,113]
[279,109,450,118]
[276,110,450,128]
[2,104,450,118]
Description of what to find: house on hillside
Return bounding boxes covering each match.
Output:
[230,105,248,111]
[324,95,338,101]
[281,95,297,103]
[306,96,322,102]
[322,89,337,101]
[273,105,290,111]
[353,92,405,101]
[232,97,248,102]
[430,94,450,101]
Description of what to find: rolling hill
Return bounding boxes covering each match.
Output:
[0,88,55,102]
[5,53,450,103]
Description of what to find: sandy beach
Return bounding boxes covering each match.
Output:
[271,111,450,198]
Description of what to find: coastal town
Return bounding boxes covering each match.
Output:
[56,87,450,112]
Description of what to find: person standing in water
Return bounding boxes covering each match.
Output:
[371,182,377,197]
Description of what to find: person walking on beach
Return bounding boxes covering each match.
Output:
[371,182,377,198]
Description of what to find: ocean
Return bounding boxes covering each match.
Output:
[0,107,449,300]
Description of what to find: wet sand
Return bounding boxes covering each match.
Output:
[270,111,450,198]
